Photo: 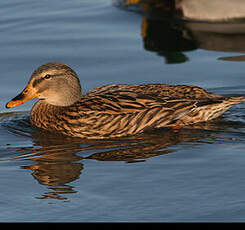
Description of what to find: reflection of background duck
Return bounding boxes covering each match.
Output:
[141,17,197,64]
[142,17,245,63]
[117,0,245,63]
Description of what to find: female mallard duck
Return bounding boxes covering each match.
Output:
[5,62,245,138]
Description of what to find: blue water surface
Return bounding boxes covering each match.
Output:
[1,0,245,222]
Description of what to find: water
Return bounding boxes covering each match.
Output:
[1,0,245,222]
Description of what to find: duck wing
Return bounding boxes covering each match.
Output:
[56,89,245,138]
[78,90,200,113]
[86,84,221,100]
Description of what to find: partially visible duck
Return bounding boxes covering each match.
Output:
[6,62,245,138]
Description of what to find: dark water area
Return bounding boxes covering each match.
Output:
[1,0,245,222]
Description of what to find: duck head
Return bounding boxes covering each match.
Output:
[6,62,82,108]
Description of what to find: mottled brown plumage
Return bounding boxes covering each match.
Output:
[6,62,245,139]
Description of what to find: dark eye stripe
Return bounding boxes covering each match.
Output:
[32,78,44,87]
[32,74,54,87]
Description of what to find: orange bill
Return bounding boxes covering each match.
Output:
[5,84,39,109]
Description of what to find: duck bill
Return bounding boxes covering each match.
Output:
[5,84,39,109]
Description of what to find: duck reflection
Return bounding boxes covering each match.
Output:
[142,17,245,63]
[21,152,83,200]
[117,0,245,63]
[10,116,243,200]
[141,17,197,64]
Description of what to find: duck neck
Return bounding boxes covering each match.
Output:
[30,100,64,130]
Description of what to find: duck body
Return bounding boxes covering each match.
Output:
[30,83,244,138]
[6,63,245,139]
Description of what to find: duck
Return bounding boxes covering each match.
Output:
[5,62,245,138]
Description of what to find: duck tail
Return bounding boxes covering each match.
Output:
[226,96,245,104]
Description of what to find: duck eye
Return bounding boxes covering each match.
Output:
[44,74,51,79]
